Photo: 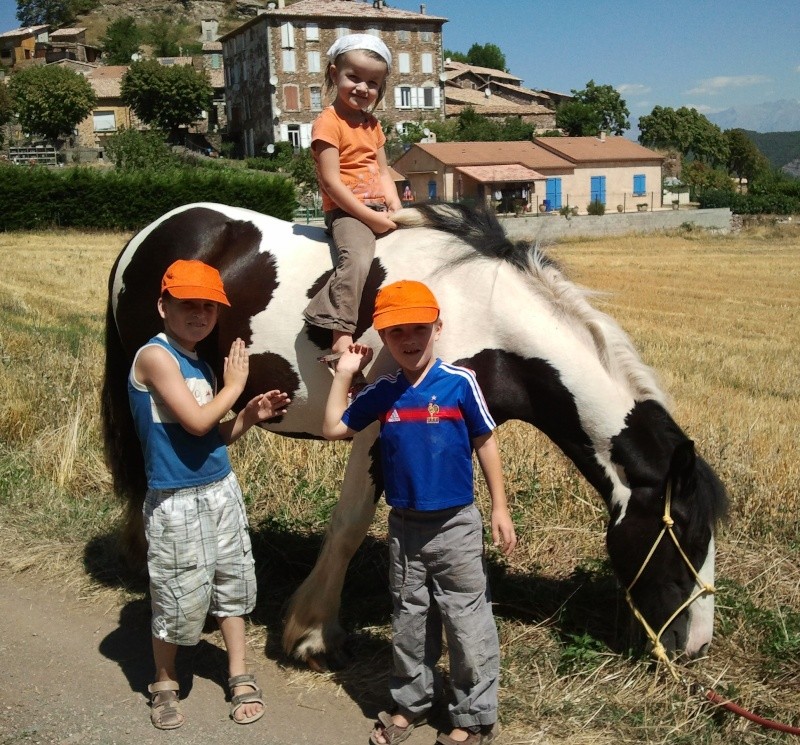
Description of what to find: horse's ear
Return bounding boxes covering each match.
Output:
[668,439,696,507]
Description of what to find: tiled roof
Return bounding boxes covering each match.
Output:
[0,24,49,39]
[444,87,552,116]
[208,68,225,88]
[456,164,545,183]
[49,27,86,38]
[202,41,222,51]
[443,60,521,83]
[408,141,573,171]
[86,65,128,98]
[263,0,447,22]
[534,136,663,163]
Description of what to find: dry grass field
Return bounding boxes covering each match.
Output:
[0,224,798,744]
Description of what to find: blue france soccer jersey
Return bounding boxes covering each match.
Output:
[342,359,495,510]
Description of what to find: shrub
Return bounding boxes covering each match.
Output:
[586,200,605,215]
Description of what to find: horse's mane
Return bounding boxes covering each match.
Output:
[394,203,668,406]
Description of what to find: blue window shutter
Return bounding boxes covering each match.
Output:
[633,173,646,196]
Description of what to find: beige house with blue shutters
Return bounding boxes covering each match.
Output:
[392,135,665,214]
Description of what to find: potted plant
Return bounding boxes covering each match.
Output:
[617,204,624,213]
[637,203,648,212]
[671,199,680,210]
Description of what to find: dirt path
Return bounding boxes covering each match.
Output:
[0,570,440,745]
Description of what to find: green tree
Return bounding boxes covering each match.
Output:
[104,127,174,170]
[639,106,728,167]
[454,106,500,141]
[556,100,603,136]
[443,49,468,64]
[0,82,12,147]
[681,159,735,196]
[725,128,770,185]
[570,79,630,135]
[146,16,187,57]
[8,64,96,141]
[121,60,212,137]
[499,116,535,141]
[101,17,142,65]
[465,42,507,72]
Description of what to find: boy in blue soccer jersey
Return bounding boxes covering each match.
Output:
[322,280,517,745]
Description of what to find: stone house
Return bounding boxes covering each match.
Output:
[442,60,560,130]
[392,135,665,214]
[0,25,50,70]
[219,0,447,157]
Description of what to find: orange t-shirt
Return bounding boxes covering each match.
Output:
[312,106,387,212]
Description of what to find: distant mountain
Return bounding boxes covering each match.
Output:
[742,129,800,176]
[706,99,800,134]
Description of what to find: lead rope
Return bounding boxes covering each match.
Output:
[625,481,800,735]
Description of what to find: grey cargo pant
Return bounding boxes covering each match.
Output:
[387,504,499,728]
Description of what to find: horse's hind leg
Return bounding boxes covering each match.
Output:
[282,424,380,670]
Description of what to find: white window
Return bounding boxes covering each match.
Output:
[419,27,433,42]
[93,110,116,132]
[310,86,322,110]
[421,52,433,74]
[281,22,295,48]
[398,52,410,74]
[397,28,410,42]
[395,86,412,109]
[305,23,319,41]
[336,25,349,38]
[307,50,320,73]
[282,50,296,72]
[422,86,436,108]
[287,124,301,148]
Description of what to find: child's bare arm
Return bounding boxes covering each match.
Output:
[474,432,517,556]
[134,339,249,436]
[220,389,291,444]
[316,143,397,234]
[377,147,403,213]
[322,344,373,440]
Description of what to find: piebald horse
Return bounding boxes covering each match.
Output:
[102,202,728,666]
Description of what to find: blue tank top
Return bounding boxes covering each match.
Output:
[128,333,231,489]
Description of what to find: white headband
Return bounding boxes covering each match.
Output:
[327,33,392,72]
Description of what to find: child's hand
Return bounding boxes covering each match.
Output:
[223,338,249,392]
[336,343,373,376]
[368,212,397,235]
[245,389,290,423]
[491,507,518,556]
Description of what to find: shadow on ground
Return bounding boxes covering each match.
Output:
[84,516,638,718]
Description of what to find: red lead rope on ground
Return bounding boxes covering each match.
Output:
[704,689,800,736]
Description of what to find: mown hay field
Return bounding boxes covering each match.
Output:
[0,224,798,744]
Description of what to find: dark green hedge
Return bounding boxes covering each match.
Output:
[0,165,297,231]
[698,188,800,215]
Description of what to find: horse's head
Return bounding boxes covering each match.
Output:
[606,438,728,659]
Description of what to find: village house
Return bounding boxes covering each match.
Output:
[0,25,50,70]
[392,135,665,214]
[442,59,563,130]
[219,0,447,156]
[0,25,100,70]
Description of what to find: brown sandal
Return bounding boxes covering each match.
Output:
[228,674,265,725]
[148,680,184,730]
[435,723,499,745]
[369,710,423,745]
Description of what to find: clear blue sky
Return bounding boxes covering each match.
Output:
[391,0,799,127]
[2,0,797,127]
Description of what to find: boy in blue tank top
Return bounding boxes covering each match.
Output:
[322,280,517,745]
[128,259,290,730]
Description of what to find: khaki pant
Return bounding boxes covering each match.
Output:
[303,209,376,335]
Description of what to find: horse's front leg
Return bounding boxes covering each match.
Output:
[282,422,381,670]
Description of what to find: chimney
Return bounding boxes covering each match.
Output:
[420,3,426,13]
[599,131,606,142]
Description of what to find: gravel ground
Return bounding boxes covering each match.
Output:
[0,571,441,745]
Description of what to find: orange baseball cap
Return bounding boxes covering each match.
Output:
[373,280,439,330]
[161,260,230,306]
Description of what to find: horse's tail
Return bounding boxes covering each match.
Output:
[100,266,147,568]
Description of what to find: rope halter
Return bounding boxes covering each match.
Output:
[624,481,715,681]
